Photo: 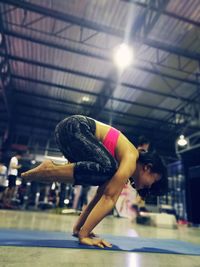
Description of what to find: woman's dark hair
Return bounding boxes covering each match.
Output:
[137,136,150,147]
[136,151,168,199]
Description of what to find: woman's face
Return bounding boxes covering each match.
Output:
[134,164,161,190]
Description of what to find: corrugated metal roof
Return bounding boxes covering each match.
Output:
[0,0,200,158]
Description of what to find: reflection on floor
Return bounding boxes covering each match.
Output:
[0,210,200,267]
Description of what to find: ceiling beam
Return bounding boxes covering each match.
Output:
[88,70,118,119]
[0,15,11,118]
[129,0,170,36]
[15,98,180,128]
[15,109,170,137]
[123,0,200,28]
[2,52,199,90]
[4,29,198,79]
[1,0,200,62]
[12,74,199,105]
[15,93,200,132]
[14,88,190,117]
[15,94,179,135]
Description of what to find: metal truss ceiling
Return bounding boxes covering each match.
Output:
[0,0,199,161]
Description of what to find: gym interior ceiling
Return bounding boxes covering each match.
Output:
[0,0,200,162]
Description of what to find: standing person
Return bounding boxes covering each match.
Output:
[22,115,167,248]
[3,152,22,207]
[0,162,7,203]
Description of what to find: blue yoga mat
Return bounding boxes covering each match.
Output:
[0,228,200,255]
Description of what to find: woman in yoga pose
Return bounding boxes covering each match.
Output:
[22,115,167,248]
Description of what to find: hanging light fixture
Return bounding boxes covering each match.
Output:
[177,135,187,146]
[113,43,134,70]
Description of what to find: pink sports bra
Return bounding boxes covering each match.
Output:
[102,127,120,158]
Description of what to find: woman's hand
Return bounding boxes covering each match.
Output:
[79,237,112,248]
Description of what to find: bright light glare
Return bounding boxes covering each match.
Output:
[177,135,187,146]
[64,199,70,205]
[16,179,22,186]
[113,43,134,70]
[51,182,56,190]
[82,96,90,102]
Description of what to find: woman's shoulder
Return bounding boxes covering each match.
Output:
[116,133,139,161]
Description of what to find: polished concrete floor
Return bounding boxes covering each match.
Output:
[0,210,200,267]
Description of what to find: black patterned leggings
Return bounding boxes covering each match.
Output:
[55,115,118,186]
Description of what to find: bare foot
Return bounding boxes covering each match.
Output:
[21,160,56,182]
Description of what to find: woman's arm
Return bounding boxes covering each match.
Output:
[78,154,137,246]
[73,184,107,235]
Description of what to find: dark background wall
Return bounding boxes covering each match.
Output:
[181,147,200,224]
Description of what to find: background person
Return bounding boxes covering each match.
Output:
[3,151,22,208]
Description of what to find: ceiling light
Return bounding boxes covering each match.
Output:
[177,135,187,146]
[51,183,56,190]
[16,179,22,186]
[64,199,70,205]
[82,96,90,102]
[113,43,134,70]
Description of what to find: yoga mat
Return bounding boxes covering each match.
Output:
[0,228,200,255]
